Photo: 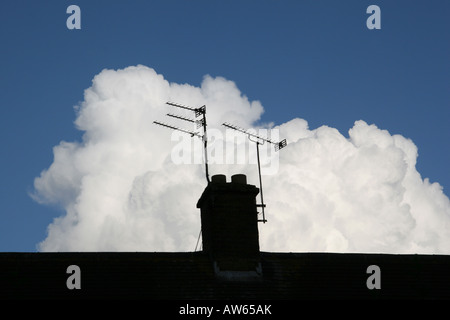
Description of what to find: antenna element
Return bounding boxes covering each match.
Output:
[222,122,288,223]
[154,102,210,183]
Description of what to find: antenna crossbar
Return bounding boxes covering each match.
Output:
[153,121,202,138]
[166,113,195,123]
[166,102,205,118]
[167,113,204,129]
[166,101,197,112]
[222,123,287,151]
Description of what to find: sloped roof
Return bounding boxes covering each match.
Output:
[1,252,449,299]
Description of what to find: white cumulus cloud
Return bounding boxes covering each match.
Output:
[32,65,450,253]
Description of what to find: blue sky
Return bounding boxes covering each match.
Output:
[0,0,449,251]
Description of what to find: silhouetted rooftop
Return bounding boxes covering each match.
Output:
[4,175,449,300]
[1,251,450,299]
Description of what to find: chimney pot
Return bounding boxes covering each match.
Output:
[231,174,247,184]
[211,174,226,183]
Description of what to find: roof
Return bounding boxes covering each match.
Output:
[1,251,449,299]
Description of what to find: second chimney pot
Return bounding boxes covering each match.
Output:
[231,174,247,184]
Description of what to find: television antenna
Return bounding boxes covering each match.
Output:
[153,102,210,183]
[222,122,287,223]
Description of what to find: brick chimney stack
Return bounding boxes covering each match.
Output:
[196,174,261,278]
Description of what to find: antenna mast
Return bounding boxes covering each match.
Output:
[222,122,287,223]
[154,102,210,183]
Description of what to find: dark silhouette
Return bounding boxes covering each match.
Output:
[1,174,450,299]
